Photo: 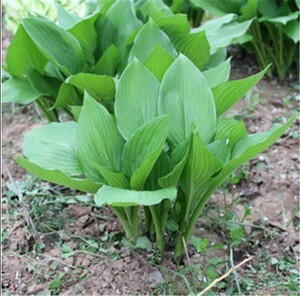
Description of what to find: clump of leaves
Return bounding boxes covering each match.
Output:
[195,0,300,79]
[17,49,296,259]
[2,0,252,122]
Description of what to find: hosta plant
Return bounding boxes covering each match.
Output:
[17,54,297,259]
[194,0,300,78]
[2,0,253,121]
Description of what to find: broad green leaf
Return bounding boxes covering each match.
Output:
[56,3,80,30]
[214,118,247,149]
[68,13,100,65]
[116,59,160,140]
[17,157,101,194]
[154,14,190,37]
[213,66,269,116]
[173,31,210,70]
[181,131,222,211]
[206,140,231,165]
[22,17,85,75]
[67,73,115,103]
[283,20,300,43]
[191,0,241,16]
[70,106,82,122]
[88,162,129,188]
[6,25,47,78]
[206,48,227,68]
[258,0,290,18]
[143,45,175,81]
[53,83,81,109]
[27,69,61,97]
[23,122,82,176]
[159,54,216,147]
[216,114,298,182]
[77,93,124,180]
[2,78,41,104]
[206,20,253,54]
[129,19,177,63]
[96,0,140,57]
[198,14,236,31]
[138,1,173,21]
[203,58,231,88]
[159,140,190,188]
[122,115,170,190]
[93,44,120,75]
[240,0,259,20]
[95,185,177,207]
[260,12,299,25]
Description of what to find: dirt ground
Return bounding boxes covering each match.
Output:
[1,30,299,295]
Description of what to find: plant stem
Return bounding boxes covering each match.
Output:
[111,207,135,241]
[35,99,59,122]
[149,205,164,255]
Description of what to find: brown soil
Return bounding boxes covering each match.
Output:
[1,31,299,295]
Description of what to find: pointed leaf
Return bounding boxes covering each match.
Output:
[6,25,47,78]
[56,3,80,30]
[143,45,175,81]
[122,115,170,190]
[2,78,41,104]
[68,13,100,65]
[53,83,81,109]
[27,69,61,97]
[159,140,190,188]
[96,0,140,57]
[173,31,210,70]
[23,122,82,176]
[22,17,85,75]
[67,73,115,103]
[93,44,120,75]
[116,59,160,140]
[159,54,216,147]
[77,93,124,179]
[95,186,177,207]
[206,140,231,165]
[129,20,177,63]
[17,157,101,194]
[213,66,269,116]
[260,12,299,25]
[214,118,247,149]
[203,58,231,88]
[154,14,190,38]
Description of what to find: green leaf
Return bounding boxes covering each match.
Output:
[67,73,115,103]
[159,54,216,147]
[96,0,140,57]
[206,140,231,165]
[122,115,170,190]
[283,20,300,43]
[203,58,231,88]
[158,140,190,188]
[214,118,247,149]
[70,106,82,122]
[129,19,177,63]
[191,0,241,16]
[22,17,85,75]
[95,186,177,207]
[27,69,61,97]
[6,25,47,78]
[181,131,222,197]
[260,12,299,25]
[77,93,124,180]
[154,14,190,38]
[23,122,82,176]
[17,157,101,194]
[213,66,269,116]
[143,44,175,81]
[217,114,298,182]
[116,59,160,140]
[93,44,120,75]
[53,83,81,109]
[68,13,100,65]
[2,78,41,104]
[173,31,210,70]
[240,0,259,20]
[56,3,80,30]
